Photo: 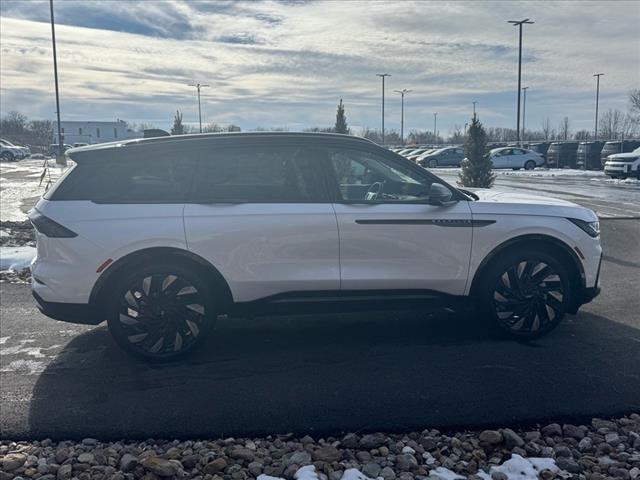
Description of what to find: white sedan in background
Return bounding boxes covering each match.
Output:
[488,147,545,170]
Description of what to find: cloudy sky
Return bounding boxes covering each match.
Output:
[1,0,638,135]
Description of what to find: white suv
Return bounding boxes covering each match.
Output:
[30,133,602,360]
[604,147,640,179]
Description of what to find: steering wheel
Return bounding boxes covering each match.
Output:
[365,182,383,201]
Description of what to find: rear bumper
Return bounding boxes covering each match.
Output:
[32,291,103,325]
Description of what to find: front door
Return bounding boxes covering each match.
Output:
[325,146,473,295]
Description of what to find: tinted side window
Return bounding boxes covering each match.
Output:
[192,145,326,203]
[328,148,434,203]
[49,154,194,203]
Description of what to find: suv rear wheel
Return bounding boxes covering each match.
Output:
[476,249,572,339]
[106,263,217,361]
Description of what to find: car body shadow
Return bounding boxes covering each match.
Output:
[26,307,640,440]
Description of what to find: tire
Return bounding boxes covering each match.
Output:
[1,151,14,161]
[106,262,219,361]
[524,160,536,170]
[475,249,572,339]
[428,159,438,168]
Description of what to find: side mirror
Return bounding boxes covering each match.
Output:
[427,183,454,206]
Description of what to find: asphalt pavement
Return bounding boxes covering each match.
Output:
[1,218,639,440]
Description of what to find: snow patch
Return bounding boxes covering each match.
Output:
[340,469,375,480]
[476,454,559,480]
[260,467,374,480]
[0,246,35,271]
[295,465,320,480]
[428,467,465,480]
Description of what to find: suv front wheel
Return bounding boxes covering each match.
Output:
[476,249,572,339]
[106,263,216,361]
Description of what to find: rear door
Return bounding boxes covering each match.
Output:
[183,141,340,303]
[491,149,511,168]
[325,145,472,295]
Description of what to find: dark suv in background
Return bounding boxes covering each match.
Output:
[600,140,640,167]
[529,142,551,163]
[546,142,579,168]
[576,141,605,170]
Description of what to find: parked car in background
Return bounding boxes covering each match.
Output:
[530,142,551,162]
[414,149,438,163]
[604,147,640,179]
[576,141,604,170]
[487,147,545,170]
[406,148,432,162]
[73,142,89,148]
[600,140,640,167]
[48,144,73,156]
[419,146,465,167]
[397,147,418,156]
[30,132,602,360]
[546,142,579,168]
[0,139,28,160]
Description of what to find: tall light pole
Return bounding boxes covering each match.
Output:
[188,83,209,133]
[49,0,63,162]
[593,73,604,140]
[376,73,391,144]
[433,113,438,144]
[508,18,534,144]
[393,88,411,145]
[521,86,528,141]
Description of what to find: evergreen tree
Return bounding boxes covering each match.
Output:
[458,115,495,188]
[171,110,185,135]
[334,99,349,134]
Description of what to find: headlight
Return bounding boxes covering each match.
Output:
[568,218,600,237]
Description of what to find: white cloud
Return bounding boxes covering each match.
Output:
[0,0,638,134]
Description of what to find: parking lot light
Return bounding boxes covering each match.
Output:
[393,89,412,145]
[188,83,210,133]
[593,73,604,140]
[49,0,64,164]
[522,87,529,141]
[434,113,438,144]
[508,19,534,145]
[376,74,391,144]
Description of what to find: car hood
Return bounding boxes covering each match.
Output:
[467,188,597,221]
[607,151,639,160]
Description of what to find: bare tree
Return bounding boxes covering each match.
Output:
[599,109,624,140]
[574,130,590,141]
[541,118,551,140]
[630,89,640,113]
[558,117,571,140]
[448,125,465,144]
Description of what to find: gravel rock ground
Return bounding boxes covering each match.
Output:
[1,415,638,480]
[0,221,35,248]
[0,221,34,284]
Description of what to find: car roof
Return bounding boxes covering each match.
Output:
[66,132,376,162]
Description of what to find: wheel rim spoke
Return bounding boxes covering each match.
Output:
[118,273,207,356]
[493,260,565,334]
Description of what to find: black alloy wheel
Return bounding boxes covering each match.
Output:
[107,265,215,361]
[492,259,566,336]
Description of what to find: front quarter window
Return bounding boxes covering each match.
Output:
[328,148,437,202]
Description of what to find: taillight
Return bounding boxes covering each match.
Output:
[28,210,77,238]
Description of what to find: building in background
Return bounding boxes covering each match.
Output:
[52,120,141,145]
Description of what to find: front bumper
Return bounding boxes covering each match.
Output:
[604,163,631,175]
[32,291,103,325]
